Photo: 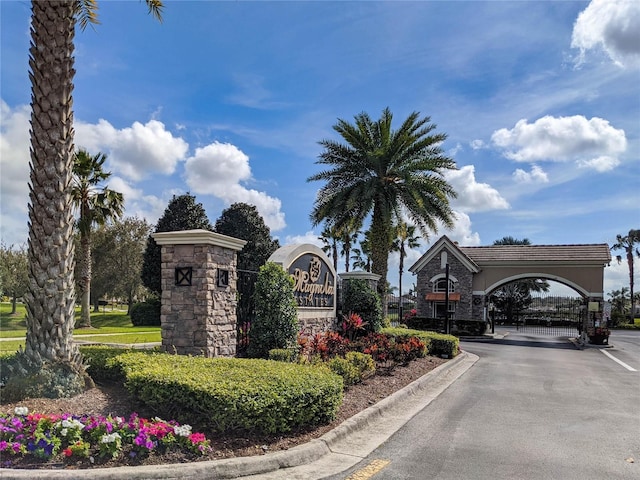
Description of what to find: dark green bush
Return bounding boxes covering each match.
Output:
[110,352,343,434]
[247,262,299,358]
[342,279,383,333]
[130,297,161,326]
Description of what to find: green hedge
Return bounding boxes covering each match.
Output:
[108,352,343,434]
[130,298,161,326]
[381,327,459,357]
[404,316,486,336]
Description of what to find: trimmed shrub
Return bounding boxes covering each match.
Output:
[268,348,299,363]
[109,352,343,434]
[328,356,360,386]
[381,327,458,357]
[80,346,158,383]
[342,279,383,333]
[247,262,298,358]
[130,297,161,326]
[344,351,375,380]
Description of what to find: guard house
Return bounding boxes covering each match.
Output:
[408,235,611,321]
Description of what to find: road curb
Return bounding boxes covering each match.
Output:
[0,352,477,480]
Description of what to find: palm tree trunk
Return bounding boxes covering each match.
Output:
[370,202,391,302]
[78,229,92,327]
[24,0,84,375]
[628,251,634,323]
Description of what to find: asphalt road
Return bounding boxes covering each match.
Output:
[324,330,640,480]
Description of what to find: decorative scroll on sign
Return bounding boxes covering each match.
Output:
[289,254,335,308]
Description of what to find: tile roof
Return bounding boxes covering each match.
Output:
[458,243,611,265]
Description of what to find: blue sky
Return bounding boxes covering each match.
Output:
[1,0,638,295]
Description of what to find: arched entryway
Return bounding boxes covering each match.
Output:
[409,236,611,341]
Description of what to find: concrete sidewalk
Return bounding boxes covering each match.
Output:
[1,352,479,480]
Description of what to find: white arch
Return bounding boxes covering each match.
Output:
[429,273,459,284]
[483,273,589,297]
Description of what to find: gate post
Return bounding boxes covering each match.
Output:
[152,229,246,357]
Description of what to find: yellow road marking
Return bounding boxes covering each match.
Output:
[345,458,391,480]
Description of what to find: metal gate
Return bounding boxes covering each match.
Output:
[494,295,585,336]
[236,269,258,357]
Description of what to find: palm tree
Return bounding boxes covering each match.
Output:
[308,108,457,300]
[319,224,340,273]
[611,229,640,323]
[72,149,124,328]
[351,229,373,272]
[339,220,361,273]
[7,1,163,401]
[391,221,421,319]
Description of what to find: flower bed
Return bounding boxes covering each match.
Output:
[0,407,211,468]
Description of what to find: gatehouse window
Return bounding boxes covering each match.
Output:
[434,278,455,293]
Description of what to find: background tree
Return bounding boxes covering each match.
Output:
[308,107,457,302]
[491,283,533,324]
[611,228,640,323]
[72,149,124,328]
[0,243,29,314]
[607,287,630,327]
[91,217,152,314]
[351,229,372,272]
[338,220,360,273]
[490,237,550,323]
[319,224,340,273]
[214,202,280,272]
[391,221,421,319]
[4,0,163,402]
[141,193,212,296]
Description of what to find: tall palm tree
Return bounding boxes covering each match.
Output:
[391,221,421,319]
[611,229,640,322]
[72,149,124,328]
[308,107,457,300]
[8,0,163,400]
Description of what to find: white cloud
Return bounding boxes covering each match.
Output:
[604,256,640,296]
[445,165,510,212]
[76,119,188,182]
[470,139,485,150]
[491,115,627,167]
[284,230,323,248]
[577,156,620,172]
[185,142,286,231]
[0,102,30,245]
[443,211,482,246]
[513,165,549,184]
[571,0,640,68]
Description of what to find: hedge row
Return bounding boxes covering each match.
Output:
[381,327,459,358]
[94,350,343,435]
[404,317,487,336]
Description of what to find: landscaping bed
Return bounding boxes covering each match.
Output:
[0,355,446,469]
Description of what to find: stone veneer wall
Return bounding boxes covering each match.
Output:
[152,230,246,357]
[415,247,476,320]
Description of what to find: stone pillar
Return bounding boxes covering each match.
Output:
[338,271,381,317]
[152,229,246,357]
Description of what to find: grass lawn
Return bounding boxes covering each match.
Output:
[0,302,160,352]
